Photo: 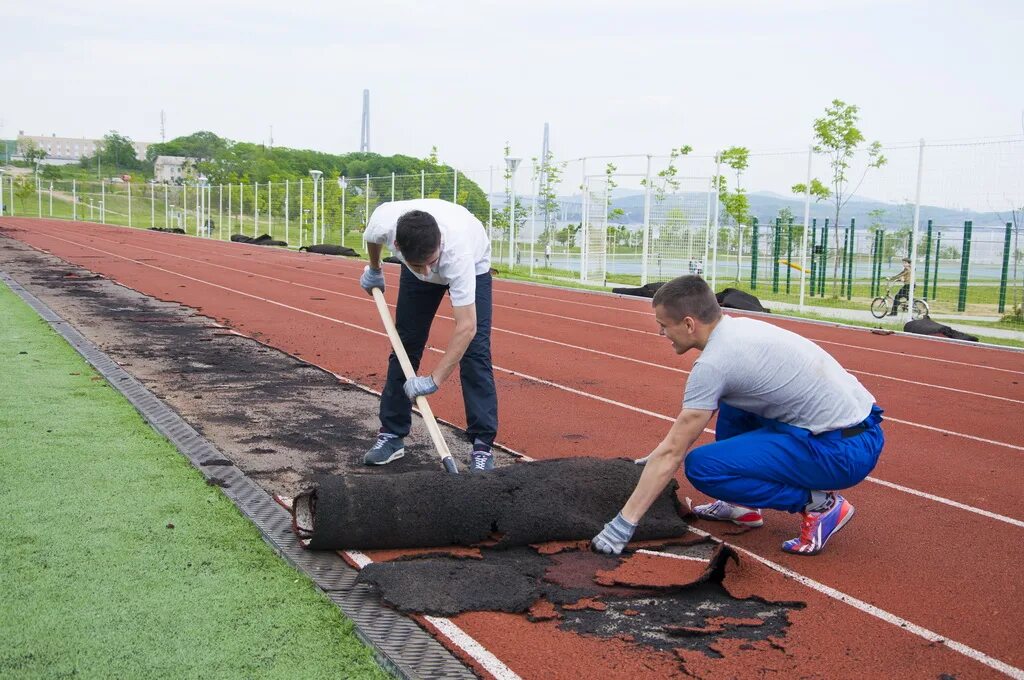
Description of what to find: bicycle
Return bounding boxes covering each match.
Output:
[870,283,929,320]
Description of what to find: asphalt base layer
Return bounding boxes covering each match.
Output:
[0,235,805,669]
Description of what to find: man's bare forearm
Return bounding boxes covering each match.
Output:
[367,242,383,270]
[620,409,713,524]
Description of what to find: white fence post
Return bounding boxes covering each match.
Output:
[72,180,77,221]
[906,138,926,322]
[798,145,813,311]
[641,155,652,286]
[710,153,722,291]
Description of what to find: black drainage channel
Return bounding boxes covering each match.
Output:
[2,271,476,680]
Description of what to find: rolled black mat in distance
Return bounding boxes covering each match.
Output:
[300,458,688,550]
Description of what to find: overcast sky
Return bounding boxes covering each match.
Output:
[4,0,1022,205]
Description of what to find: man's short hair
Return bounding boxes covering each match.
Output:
[652,275,722,324]
[902,257,911,264]
[396,210,441,263]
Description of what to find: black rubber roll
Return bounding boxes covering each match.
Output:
[296,458,688,550]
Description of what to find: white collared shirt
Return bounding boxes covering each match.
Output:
[364,199,491,306]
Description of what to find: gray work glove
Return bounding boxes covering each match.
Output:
[360,265,385,294]
[591,512,637,555]
[403,375,438,401]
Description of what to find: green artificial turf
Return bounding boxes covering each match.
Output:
[0,281,389,679]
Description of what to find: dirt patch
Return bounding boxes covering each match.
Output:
[0,237,517,497]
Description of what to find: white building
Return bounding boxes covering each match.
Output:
[15,133,152,165]
[154,156,197,183]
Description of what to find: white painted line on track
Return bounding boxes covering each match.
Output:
[61,228,1024,407]
[422,617,524,680]
[21,226,1024,678]
[686,527,1024,680]
[635,549,710,563]
[28,232,1024,528]
[344,551,523,680]
[865,477,1024,528]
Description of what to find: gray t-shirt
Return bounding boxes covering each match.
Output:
[683,316,875,434]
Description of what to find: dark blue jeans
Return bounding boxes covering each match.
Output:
[379,266,498,446]
[684,402,885,513]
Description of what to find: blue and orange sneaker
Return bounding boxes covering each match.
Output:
[782,494,855,555]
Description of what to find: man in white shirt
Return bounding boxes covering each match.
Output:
[359,199,498,472]
[592,275,884,556]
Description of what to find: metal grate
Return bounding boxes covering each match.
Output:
[1,270,476,680]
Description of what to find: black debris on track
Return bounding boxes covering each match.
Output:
[0,239,515,497]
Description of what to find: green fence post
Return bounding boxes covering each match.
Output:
[957,220,972,312]
[869,230,879,297]
[809,218,817,297]
[846,219,855,300]
[922,220,933,299]
[820,218,829,297]
[771,218,781,293]
[785,218,794,294]
[998,221,1012,314]
[932,231,941,301]
[750,218,759,290]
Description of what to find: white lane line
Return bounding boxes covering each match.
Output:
[344,551,522,680]
[66,230,1024,408]
[32,233,1024,528]
[635,549,709,563]
[24,228,1024,677]
[865,477,1024,528]
[884,416,1024,452]
[685,527,1024,680]
[811,338,1024,377]
[422,617,524,680]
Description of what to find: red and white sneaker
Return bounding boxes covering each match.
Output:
[782,494,855,556]
[687,498,764,528]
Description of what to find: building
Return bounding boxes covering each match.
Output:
[153,156,197,183]
[15,133,152,165]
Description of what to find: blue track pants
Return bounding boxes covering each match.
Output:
[684,402,885,513]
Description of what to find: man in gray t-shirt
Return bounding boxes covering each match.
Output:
[592,275,884,557]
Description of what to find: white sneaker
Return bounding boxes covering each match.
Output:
[688,498,764,528]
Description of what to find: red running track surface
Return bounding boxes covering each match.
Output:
[3,218,1022,679]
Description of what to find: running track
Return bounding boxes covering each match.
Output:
[3,218,1022,679]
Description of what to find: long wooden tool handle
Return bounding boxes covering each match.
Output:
[371,288,459,474]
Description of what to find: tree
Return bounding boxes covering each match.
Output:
[643,146,693,202]
[534,149,566,246]
[14,177,36,211]
[22,140,47,168]
[715,147,751,264]
[97,131,145,172]
[792,99,886,296]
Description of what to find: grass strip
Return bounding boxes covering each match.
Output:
[0,281,389,679]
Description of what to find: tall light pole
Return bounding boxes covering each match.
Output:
[309,169,323,245]
[338,176,348,248]
[504,156,521,270]
[198,174,209,235]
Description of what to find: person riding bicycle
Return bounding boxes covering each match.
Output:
[886,258,912,316]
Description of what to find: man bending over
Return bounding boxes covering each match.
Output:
[359,199,498,472]
[592,275,884,556]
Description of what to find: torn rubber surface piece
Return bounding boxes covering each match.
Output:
[356,543,741,622]
[289,457,687,550]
